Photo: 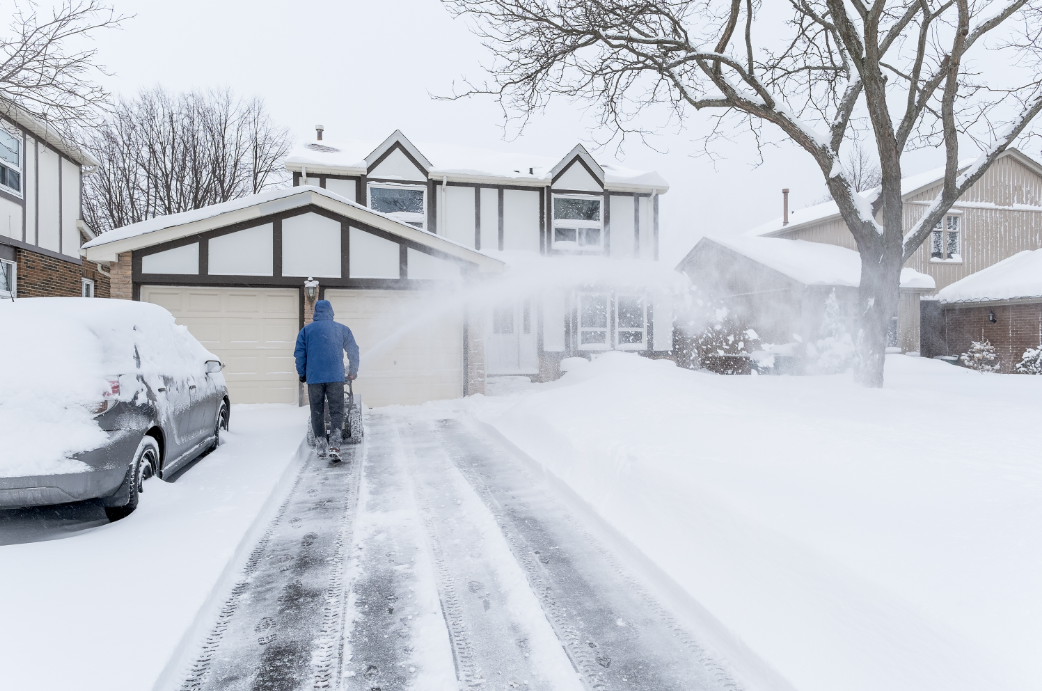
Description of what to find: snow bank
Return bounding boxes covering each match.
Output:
[704,236,935,290]
[936,247,1042,303]
[0,298,215,477]
[0,404,309,691]
[476,353,1042,691]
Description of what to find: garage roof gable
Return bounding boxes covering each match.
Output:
[83,186,505,272]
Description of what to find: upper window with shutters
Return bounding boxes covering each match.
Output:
[0,127,22,195]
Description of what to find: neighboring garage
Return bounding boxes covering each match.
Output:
[83,187,503,407]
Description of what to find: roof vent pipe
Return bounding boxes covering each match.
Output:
[316,125,324,141]
[782,188,790,226]
[529,167,534,175]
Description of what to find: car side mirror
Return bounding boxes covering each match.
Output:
[205,360,224,374]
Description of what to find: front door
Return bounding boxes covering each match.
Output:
[487,300,538,375]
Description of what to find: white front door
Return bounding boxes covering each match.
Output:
[487,300,538,375]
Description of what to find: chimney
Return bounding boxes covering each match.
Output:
[316,125,325,141]
[782,188,790,226]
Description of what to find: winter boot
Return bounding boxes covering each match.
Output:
[328,429,343,463]
[316,437,329,459]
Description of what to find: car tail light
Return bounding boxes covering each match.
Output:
[92,377,121,415]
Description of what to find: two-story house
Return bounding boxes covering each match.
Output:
[82,129,672,407]
[0,104,105,300]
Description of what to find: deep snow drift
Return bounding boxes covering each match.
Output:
[461,354,1042,691]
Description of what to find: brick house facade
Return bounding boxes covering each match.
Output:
[935,302,1042,372]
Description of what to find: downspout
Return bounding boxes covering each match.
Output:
[302,165,307,186]
[441,175,447,235]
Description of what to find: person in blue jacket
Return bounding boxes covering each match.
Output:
[294,300,360,458]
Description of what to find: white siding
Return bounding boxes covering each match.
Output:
[61,158,80,258]
[610,194,635,258]
[554,161,602,192]
[0,197,21,240]
[652,291,673,351]
[24,136,35,243]
[407,248,460,280]
[324,178,356,202]
[350,227,400,279]
[479,187,499,250]
[142,243,199,274]
[282,212,341,278]
[37,147,59,252]
[368,148,426,182]
[502,189,540,252]
[638,196,653,260]
[209,224,273,276]
[443,185,476,248]
[542,290,567,351]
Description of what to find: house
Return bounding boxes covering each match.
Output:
[284,129,673,382]
[739,149,1042,354]
[676,236,934,365]
[0,104,105,299]
[923,248,1042,371]
[82,129,673,407]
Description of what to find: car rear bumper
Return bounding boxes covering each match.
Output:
[0,429,143,509]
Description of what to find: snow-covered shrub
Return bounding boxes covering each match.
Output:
[692,306,760,374]
[806,289,855,374]
[1015,347,1042,374]
[960,340,999,373]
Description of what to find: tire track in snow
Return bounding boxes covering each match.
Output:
[177,443,361,691]
[429,416,742,691]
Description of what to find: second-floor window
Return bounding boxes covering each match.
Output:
[553,195,602,251]
[931,214,961,260]
[0,128,21,195]
[369,183,426,229]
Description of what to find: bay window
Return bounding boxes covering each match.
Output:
[369,184,426,229]
[553,195,603,251]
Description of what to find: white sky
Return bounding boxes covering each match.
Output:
[87,0,1000,264]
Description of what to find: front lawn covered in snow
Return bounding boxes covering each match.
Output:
[475,354,1042,691]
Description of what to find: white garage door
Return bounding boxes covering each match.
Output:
[324,289,463,407]
[141,286,300,404]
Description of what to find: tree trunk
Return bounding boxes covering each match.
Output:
[854,221,904,387]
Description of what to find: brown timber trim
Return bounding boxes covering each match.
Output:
[273,218,284,277]
[603,190,610,255]
[428,179,437,235]
[497,188,504,251]
[20,130,26,241]
[399,242,408,279]
[0,236,81,265]
[653,194,659,261]
[634,192,640,256]
[357,176,365,205]
[550,155,605,187]
[367,141,430,178]
[474,186,481,250]
[340,220,350,280]
[539,187,546,254]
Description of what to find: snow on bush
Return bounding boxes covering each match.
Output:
[1015,346,1042,374]
[806,288,855,374]
[0,298,217,477]
[960,339,999,373]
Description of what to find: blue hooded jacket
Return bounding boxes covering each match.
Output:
[294,300,360,384]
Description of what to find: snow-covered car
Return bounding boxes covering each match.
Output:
[0,298,229,520]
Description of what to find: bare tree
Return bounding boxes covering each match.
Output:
[443,0,1042,386]
[83,87,292,234]
[821,142,882,199]
[0,1,124,135]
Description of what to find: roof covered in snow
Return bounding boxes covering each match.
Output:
[285,130,669,192]
[82,186,505,272]
[0,101,99,167]
[745,149,1042,238]
[684,235,936,291]
[936,248,1042,303]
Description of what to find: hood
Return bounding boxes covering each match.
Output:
[313,300,334,321]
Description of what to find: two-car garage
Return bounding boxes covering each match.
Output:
[85,187,501,408]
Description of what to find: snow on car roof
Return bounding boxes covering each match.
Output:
[0,298,216,478]
[704,235,935,290]
[936,248,1042,303]
[286,137,669,190]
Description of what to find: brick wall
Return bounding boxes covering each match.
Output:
[943,302,1042,372]
[15,249,82,297]
[466,310,486,396]
[110,252,133,300]
[81,263,111,299]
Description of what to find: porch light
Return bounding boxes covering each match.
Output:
[304,277,319,300]
[988,310,997,323]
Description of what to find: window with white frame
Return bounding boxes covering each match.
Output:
[0,259,16,298]
[0,128,21,195]
[578,292,610,348]
[615,294,646,349]
[492,305,514,334]
[81,278,95,298]
[369,184,426,229]
[930,214,961,260]
[552,195,603,251]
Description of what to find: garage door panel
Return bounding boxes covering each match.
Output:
[141,286,299,405]
[325,289,463,407]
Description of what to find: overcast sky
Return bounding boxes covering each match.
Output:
[88,0,1006,264]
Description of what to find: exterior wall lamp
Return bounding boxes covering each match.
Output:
[304,277,319,300]
[988,310,997,323]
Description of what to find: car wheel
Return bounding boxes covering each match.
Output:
[212,400,229,450]
[105,437,159,522]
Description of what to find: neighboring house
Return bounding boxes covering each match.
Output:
[737,149,1042,354]
[0,104,106,300]
[676,236,934,361]
[285,129,674,382]
[923,248,1042,372]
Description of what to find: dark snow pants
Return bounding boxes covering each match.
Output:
[308,382,344,447]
